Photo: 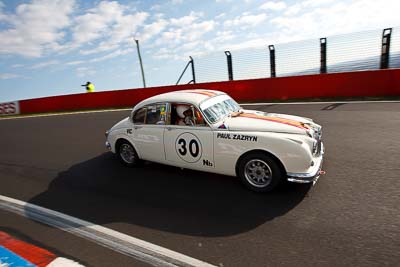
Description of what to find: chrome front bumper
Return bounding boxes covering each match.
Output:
[287,143,325,184]
[105,141,111,150]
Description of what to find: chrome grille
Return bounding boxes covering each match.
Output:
[313,127,322,156]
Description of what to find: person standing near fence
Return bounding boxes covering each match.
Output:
[81,81,95,93]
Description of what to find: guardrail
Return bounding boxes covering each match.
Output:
[6,68,398,115]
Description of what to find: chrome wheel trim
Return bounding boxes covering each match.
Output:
[120,143,136,164]
[244,159,272,188]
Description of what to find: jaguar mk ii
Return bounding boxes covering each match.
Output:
[105,89,324,192]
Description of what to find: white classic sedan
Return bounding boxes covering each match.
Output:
[105,89,324,192]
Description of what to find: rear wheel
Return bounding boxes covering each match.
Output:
[238,152,283,192]
[117,140,139,167]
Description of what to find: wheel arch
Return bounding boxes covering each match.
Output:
[115,138,140,158]
[235,149,287,177]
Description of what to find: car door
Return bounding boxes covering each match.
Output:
[163,103,214,171]
[130,103,167,163]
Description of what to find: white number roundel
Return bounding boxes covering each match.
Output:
[175,132,202,163]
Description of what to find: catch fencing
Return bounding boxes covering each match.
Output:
[177,27,400,84]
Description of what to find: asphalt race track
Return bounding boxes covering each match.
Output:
[0,102,399,267]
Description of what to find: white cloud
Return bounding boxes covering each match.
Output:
[272,0,400,39]
[76,66,95,77]
[0,0,75,57]
[154,13,165,20]
[30,60,59,69]
[109,12,148,43]
[224,13,267,28]
[89,48,135,63]
[180,41,201,51]
[139,19,168,41]
[72,1,148,55]
[284,4,302,16]
[67,48,135,65]
[213,31,236,43]
[301,0,336,8]
[0,73,21,79]
[260,1,287,11]
[170,11,203,26]
[186,20,215,41]
[153,47,171,59]
[215,13,226,20]
[66,60,85,65]
[72,1,123,45]
[11,64,24,68]
[150,4,161,11]
[0,1,5,20]
[221,37,268,51]
[154,12,215,50]
[284,0,335,16]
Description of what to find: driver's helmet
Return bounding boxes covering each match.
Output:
[176,105,189,118]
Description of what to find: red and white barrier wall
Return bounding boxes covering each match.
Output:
[2,69,400,115]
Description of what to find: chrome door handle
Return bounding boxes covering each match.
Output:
[134,126,142,130]
[166,127,173,131]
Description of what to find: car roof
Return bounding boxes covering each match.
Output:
[134,89,227,110]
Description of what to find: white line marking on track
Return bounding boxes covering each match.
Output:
[47,258,85,267]
[0,195,216,267]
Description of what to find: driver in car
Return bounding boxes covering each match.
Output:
[176,105,194,126]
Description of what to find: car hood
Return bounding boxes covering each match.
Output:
[110,117,130,131]
[217,110,319,135]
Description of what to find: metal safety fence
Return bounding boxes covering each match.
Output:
[176,27,400,84]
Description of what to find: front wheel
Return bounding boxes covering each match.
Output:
[117,140,139,167]
[238,152,283,192]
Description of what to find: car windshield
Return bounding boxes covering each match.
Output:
[200,95,241,124]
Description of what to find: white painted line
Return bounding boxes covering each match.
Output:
[47,257,85,267]
[240,100,400,105]
[0,195,216,267]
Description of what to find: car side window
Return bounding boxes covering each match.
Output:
[170,103,206,127]
[133,104,166,125]
[132,108,146,124]
[145,104,166,125]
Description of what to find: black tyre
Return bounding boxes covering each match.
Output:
[237,152,283,192]
[117,140,139,167]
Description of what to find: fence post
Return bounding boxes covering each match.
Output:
[190,56,196,84]
[268,45,276,78]
[176,56,196,85]
[224,51,233,81]
[320,38,327,74]
[380,28,392,69]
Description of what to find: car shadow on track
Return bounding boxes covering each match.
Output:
[27,153,311,237]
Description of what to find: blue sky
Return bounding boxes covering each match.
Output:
[0,0,399,101]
